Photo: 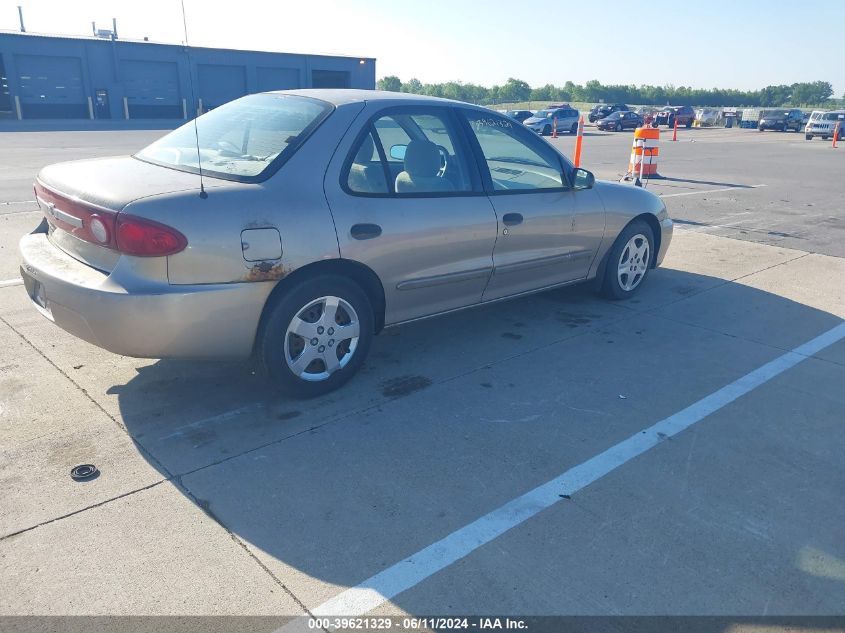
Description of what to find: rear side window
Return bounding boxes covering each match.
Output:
[461,110,567,192]
[343,109,473,196]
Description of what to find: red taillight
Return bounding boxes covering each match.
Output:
[115,215,188,257]
[35,181,187,257]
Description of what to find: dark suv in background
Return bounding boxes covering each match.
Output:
[503,110,533,123]
[654,105,695,128]
[758,109,804,132]
[589,103,630,122]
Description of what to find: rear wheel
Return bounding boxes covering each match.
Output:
[258,275,373,397]
[570,122,578,134]
[542,124,551,136]
[600,220,654,300]
[615,122,623,132]
[685,118,692,128]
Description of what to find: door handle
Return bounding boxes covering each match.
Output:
[502,213,523,226]
[350,223,382,240]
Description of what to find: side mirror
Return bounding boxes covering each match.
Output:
[389,144,407,161]
[572,168,595,190]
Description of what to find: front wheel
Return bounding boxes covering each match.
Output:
[685,119,692,128]
[258,275,373,397]
[570,122,578,134]
[542,124,551,136]
[600,221,654,300]
[805,134,813,140]
[615,122,623,132]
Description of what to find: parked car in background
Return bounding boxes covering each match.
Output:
[523,105,580,135]
[654,105,695,128]
[805,110,845,140]
[758,109,804,132]
[588,103,630,122]
[19,90,672,396]
[504,110,533,123]
[596,111,643,131]
[802,111,824,137]
[694,108,722,127]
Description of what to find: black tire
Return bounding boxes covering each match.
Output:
[685,118,692,128]
[822,136,830,140]
[667,115,675,128]
[570,122,578,134]
[758,126,764,132]
[600,220,655,300]
[257,275,374,398]
[805,134,813,140]
[615,122,623,132]
[542,124,551,136]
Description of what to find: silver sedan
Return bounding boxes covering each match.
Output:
[20,90,672,397]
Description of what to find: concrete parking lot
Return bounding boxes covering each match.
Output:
[1,122,844,628]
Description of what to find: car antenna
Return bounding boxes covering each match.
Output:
[180,0,207,199]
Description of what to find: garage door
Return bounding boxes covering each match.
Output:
[197,64,246,110]
[256,67,300,92]
[15,54,86,119]
[121,59,181,119]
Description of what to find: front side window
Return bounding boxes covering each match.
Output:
[462,110,566,192]
[344,109,472,196]
[136,94,331,182]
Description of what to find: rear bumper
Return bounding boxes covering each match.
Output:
[19,232,273,359]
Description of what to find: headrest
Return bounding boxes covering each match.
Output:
[403,139,441,177]
[354,134,374,164]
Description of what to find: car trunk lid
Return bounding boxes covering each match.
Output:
[35,156,208,273]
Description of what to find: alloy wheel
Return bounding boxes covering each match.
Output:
[617,234,650,292]
[284,295,360,381]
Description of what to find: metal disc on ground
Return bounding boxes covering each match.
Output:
[70,464,100,482]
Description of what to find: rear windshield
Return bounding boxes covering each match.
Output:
[821,112,845,121]
[135,93,332,182]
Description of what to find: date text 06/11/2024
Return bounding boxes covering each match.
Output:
[307,617,529,630]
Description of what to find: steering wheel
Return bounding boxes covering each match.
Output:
[435,145,449,178]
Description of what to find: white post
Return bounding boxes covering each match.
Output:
[182,98,187,119]
[123,96,129,120]
[14,95,22,120]
[197,98,203,116]
[87,96,94,119]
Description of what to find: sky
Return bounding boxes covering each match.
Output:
[2,0,843,97]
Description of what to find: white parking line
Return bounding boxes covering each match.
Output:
[0,278,23,288]
[305,321,845,618]
[660,184,767,198]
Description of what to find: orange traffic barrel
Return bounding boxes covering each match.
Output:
[628,126,660,178]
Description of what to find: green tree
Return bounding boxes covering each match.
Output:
[499,78,531,103]
[400,78,423,94]
[376,76,402,92]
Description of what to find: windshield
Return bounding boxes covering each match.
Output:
[534,110,554,118]
[764,111,787,118]
[135,93,332,182]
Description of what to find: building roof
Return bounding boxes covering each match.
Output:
[0,30,375,62]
